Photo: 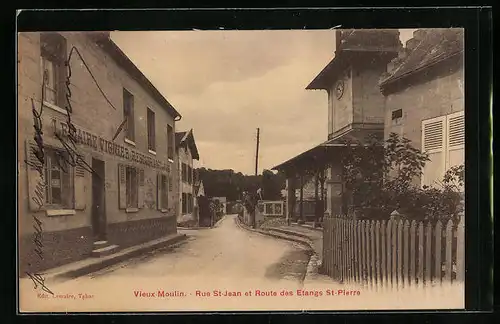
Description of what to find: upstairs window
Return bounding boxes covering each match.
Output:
[147,108,156,152]
[123,88,135,142]
[40,33,68,109]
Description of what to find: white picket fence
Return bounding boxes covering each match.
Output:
[323,214,465,288]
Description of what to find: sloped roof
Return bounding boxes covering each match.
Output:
[86,32,182,120]
[175,131,187,146]
[380,28,464,87]
[175,129,199,160]
[307,29,401,90]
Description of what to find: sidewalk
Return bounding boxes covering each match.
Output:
[235,216,323,282]
[42,233,187,282]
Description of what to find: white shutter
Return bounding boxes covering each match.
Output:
[445,110,465,191]
[157,173,162,210]
[74,163,86,210]
[421,116,446,188]
[118,164,127,209]
[138,169,145,208]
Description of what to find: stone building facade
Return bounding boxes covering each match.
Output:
[175,129,199,224]
[18,31,180,275]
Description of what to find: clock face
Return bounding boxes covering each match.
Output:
[335,80,345,100]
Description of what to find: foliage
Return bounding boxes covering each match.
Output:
[197,168,285,201]
[342,132,464,223]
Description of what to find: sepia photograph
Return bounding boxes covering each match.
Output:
[17,26,466,312]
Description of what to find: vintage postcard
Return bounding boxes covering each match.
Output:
[18,28,465,312]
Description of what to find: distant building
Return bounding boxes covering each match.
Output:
[176,129,200,223]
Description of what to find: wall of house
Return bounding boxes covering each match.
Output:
[384,66,464,147]
[328,68,353,136]
[177,145,194,220]
[352,64,387,126]
[18,32,178,274]
[383,62,464,186]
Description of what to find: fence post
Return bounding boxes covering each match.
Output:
[380,220,386,287]
[444,220,454,282]
[417,222,424,286]
[356,220,364,283]
[434,220,443,284]
[375,221,381,289]
[456,216,465,282]
[425,222,433,284]
[391,219,397,289]
[403,220,410,288]
[397,220,403,289]
[370,221,376,289]
[409,221,417,286]
[386,220,393,288]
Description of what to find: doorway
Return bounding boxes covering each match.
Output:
[91,158,107,241]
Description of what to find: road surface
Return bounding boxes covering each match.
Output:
[88,213,312,281]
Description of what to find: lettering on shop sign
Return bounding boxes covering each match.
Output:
[51,118,171,173]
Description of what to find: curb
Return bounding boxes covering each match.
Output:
[235,216,311,248]
[213,214,228,228]
[45,233,187,281]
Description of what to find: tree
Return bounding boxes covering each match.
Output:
[342,132,464,223]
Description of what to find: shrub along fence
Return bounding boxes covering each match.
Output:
[322,214,465,288]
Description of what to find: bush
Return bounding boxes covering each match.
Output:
[342,133,464,223]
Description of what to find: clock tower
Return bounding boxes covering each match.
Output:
[308,29,402,141]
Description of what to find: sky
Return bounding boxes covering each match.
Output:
[111,29,416,175]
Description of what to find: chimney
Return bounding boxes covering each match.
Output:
[405,37,420,52]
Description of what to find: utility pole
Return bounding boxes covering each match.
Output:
[255,128,260,176]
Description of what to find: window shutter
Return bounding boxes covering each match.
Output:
[421,116,446,188]
[157,172,162,210]
[25,140,46,211]
[118,164,127,209]
[138,168,145,208]
[74,163,86,210]
[164,176,169,208]
[446,111,465,169]
[446,110,465,191]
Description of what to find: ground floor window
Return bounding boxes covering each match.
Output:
[126,166,138,208]
[182,192,187,214]
[45,148,74,209]
[182,192,194,214]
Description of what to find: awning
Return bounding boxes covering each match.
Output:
[272,128,383,174]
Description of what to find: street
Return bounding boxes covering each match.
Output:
[88,214,312,282]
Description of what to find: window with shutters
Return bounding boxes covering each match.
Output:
[147,108,156,152]
[421,110,464,189]
[181,163,187,182]
[161,174,168,210]
[187,193,193,213]
[182,192,187,214]
[167,125,174,160]
[126,166,138,208]
[40,33,67,109]
[44,148,74,209]
[187,165,192,184]
[123,88,135,142]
